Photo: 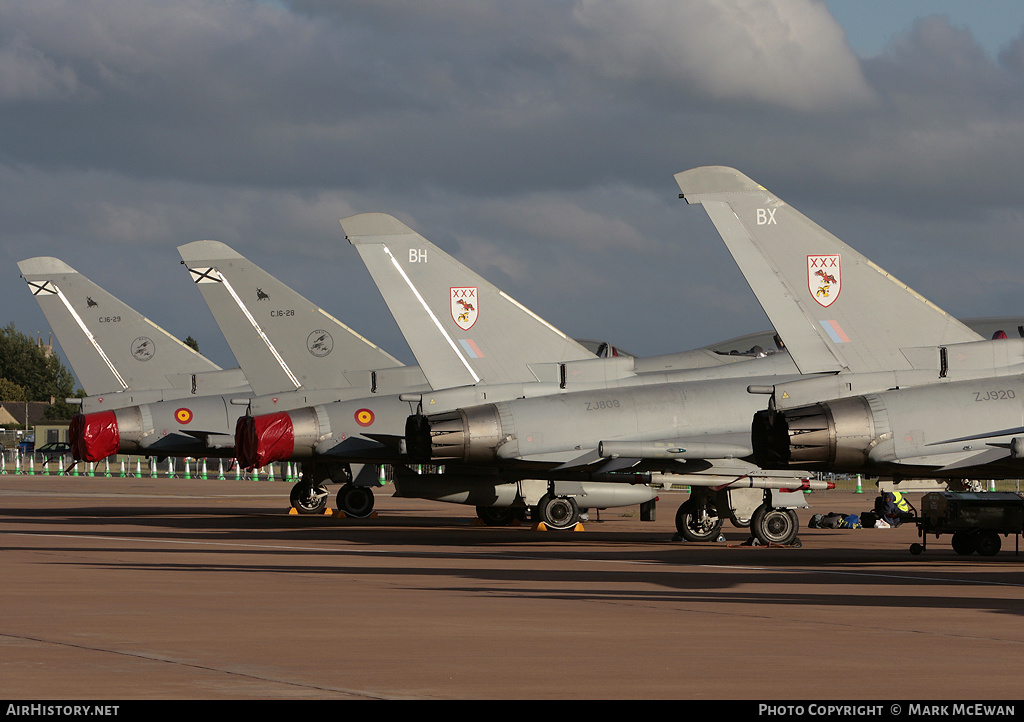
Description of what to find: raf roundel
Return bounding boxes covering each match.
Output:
[354,408,375,427]
[175,408,193,424]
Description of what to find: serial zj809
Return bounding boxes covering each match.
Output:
[585,399,620,411]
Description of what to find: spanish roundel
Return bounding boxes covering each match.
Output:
[354,408,375,427]
[175,408,193,424]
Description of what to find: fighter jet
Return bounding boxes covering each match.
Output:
[671,166,1024,482]
[238,213,833,540]
[376,168,1024,541]
[61,242,428,512]
[57,242,655,521]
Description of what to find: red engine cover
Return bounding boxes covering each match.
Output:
[235,412,295,469]
[70,411,120,462]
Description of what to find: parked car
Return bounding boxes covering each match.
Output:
[36,441,71,462]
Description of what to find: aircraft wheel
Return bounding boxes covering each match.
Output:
[751,506,799,546]
[951,531,977,555]
[290,482,329,515]
[675,499,724,542]
[536,494,580,530]
[476,506,520,526]
[975,530,1001,556]
[337,484,375,518]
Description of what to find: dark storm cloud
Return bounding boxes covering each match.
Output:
[2,0,1024,376]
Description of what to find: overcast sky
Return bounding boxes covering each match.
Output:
[5,0,1024,384]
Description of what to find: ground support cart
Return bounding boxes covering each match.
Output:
[909,492,1024,556]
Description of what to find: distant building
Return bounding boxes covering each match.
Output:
[0,401,53,428]
[37,332,54,358]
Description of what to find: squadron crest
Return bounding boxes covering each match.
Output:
[807,255,841,307]
[451,287,478,330]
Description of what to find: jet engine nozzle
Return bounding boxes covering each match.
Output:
[70,407,145,461]
[405,404,505,463]
[751,395,882,471]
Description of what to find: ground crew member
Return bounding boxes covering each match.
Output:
[874,490,913,527]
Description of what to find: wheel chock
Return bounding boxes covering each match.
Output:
[288,506,336,516]
[533,522,585,532]
[330,509,378,519]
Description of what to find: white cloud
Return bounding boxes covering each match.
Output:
[571,0,876,111]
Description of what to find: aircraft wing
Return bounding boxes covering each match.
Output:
[922,424,1024,471]
[675,166,983,375]
[342,213,595,390]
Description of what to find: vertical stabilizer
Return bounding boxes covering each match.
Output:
[178,240,405,397]
[342,213,594,389]
[675,166,982,374]
[18,257,224,396]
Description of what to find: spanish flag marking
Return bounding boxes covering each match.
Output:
[355,408,375,427]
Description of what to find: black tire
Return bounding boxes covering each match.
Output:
[951,530,977,555]
[975,530,1001,556]
[476,505,519,527]
[675,499,724,542]
[751,506,799,546]
[337,484,375,518]
[536,494,580,530]
[290,482,329,514]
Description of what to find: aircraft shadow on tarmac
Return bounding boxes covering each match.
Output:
[4,503,1023,621]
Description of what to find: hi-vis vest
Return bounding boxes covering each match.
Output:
[891,491,911,514]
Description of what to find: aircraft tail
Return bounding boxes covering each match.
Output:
[178,240,405,397]
[675,166,982,374]
[341,213,595,389]
[18,257,225,396]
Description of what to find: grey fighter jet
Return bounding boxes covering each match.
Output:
[239,214,832,540]
[388,168,1024,541]
[671,166,1024,482]
[58,242,654,521]
[62,241,430,513]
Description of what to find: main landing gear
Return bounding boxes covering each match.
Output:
[475,495,581,530]
[289,462,376,518]
[675,498,724,542]
[535,493,582,530]
[336,483,375,518]
[290,481,329,514]
[673,488,802,546]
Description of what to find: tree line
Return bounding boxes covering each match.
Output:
[0,323,80,422]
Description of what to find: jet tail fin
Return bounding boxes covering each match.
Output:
[17,257,225,396]
[342,213,594,389]
[178,240,406,398]
[675,166,982,374]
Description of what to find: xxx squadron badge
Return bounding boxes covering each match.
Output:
[807,255,841,307]
[451,287,478,330]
